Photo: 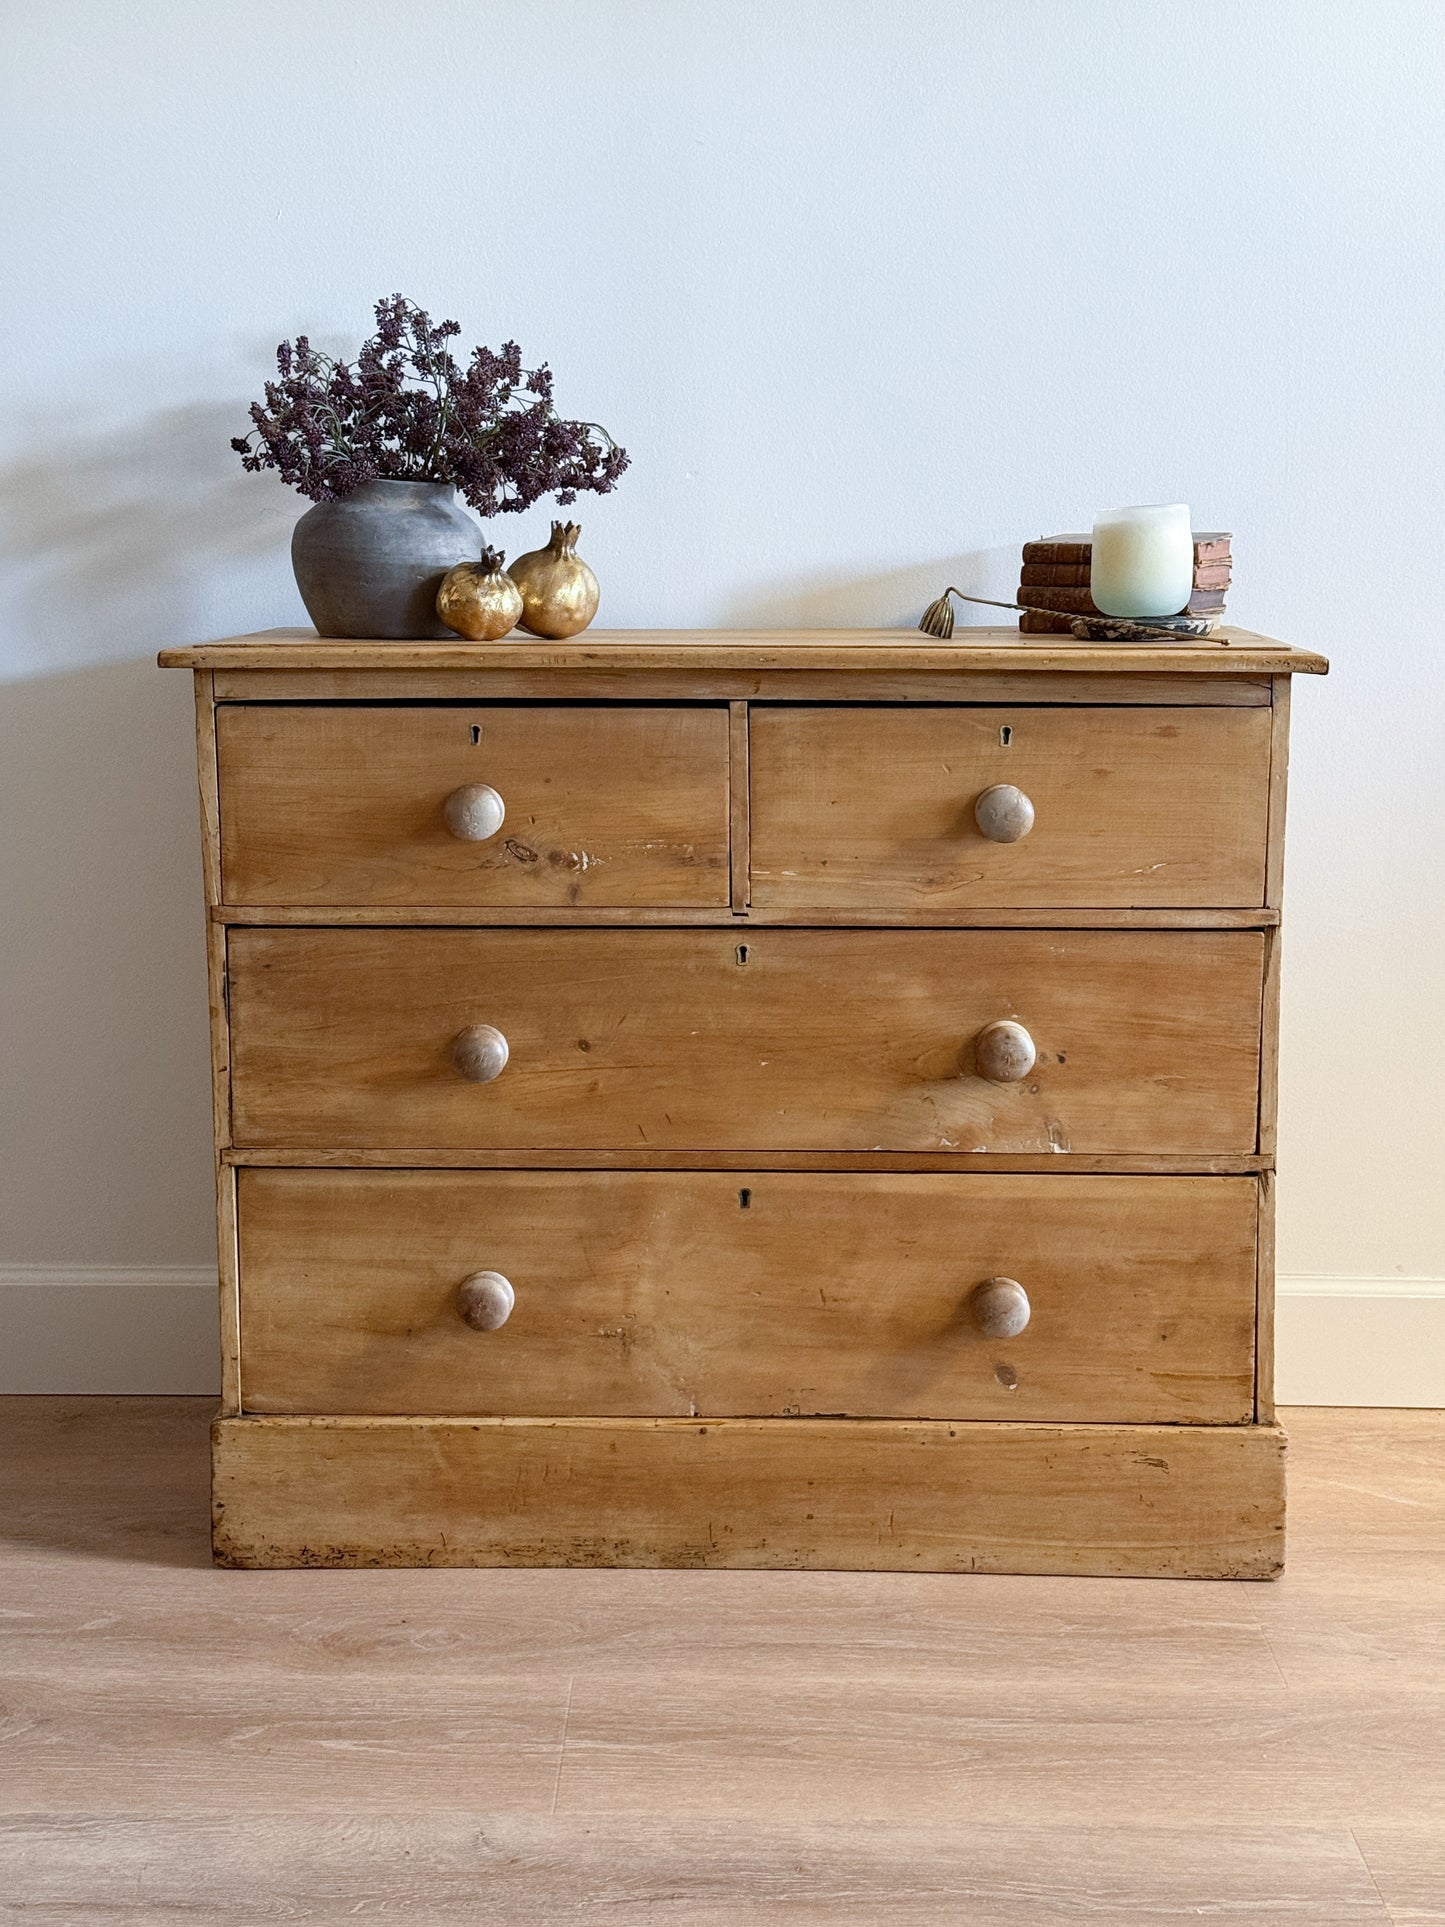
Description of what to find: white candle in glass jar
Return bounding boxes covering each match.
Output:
[1090,504,1194,619]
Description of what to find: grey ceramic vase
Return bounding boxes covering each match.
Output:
[290,479,478,638]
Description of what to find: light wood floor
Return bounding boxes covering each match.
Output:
[0,1402,1440,1923]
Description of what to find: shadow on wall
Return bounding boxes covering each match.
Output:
[0,660,216,1260]
[0,403,294,675]
[720,550,1020,629]
[0,407,297,1265]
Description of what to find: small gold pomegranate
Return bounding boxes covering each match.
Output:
[436,547,524,640]
[508,521,600,638]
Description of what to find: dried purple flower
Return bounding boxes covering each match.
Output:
[233,295,628,513]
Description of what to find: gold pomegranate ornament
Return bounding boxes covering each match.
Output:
[435,547,524,640]
[508,521,600,638]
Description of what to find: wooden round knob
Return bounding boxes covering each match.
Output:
[443,783,505,842]
[974,1019,1036,1083]
[451,1024,509,1082]
[974,783,1035,843]
[970,1276,1031,1338]
[457,1270,515,1331]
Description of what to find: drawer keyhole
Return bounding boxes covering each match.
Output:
[469,724,482,745]
[736,943,749,965]
[738,1187,752,1209]
[999,724,1012,746]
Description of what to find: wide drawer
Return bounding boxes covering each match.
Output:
[215,703,731,906]
[749,705,1273,910]
[227,928,1265,1154]
[236,1169,1258,1421]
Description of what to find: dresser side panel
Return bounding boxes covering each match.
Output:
[192,673,239,1410]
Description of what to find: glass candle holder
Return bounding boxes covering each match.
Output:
[1090,504,1193,619]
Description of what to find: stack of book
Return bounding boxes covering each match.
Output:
[1017,532,1232,633]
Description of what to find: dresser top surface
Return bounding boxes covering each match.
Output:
[159,626,1328,677]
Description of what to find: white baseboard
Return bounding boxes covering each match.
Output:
[0,1267,221,1394]
[1275,1276,1445,1408]
[0,1268,1440,1406]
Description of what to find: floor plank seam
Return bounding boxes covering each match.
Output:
[550,1675,575,1816]
[1255,1620,1292,1690]
[1349,1827,1396,1923]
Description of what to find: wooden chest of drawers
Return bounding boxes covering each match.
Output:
[161,625,1326,1576]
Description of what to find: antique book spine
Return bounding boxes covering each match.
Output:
[1022,533,1233,568]
[1019,586,1228,617]
[1021,560,1233,590]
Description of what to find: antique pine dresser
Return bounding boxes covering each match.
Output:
[160,624,1326,1575]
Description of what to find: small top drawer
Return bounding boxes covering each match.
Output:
[749,705,1273,911]
[216,703,731,907]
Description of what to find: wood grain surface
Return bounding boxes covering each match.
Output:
[209,1413,1286,1576]
[226,926,1266,1155]
[751,704,1272,910]
[207,666,1278,704]
[213,902,1282,927]
[0,1816,1395,1925]
[235,1168,1258,1422]
[223,1146,1272,1172]
[216,702,731,907]
[728,699,749,912]
[158,623,1331,676]
[0,1401,1435,1922]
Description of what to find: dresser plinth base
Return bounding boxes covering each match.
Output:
[211,1416,1286,1580]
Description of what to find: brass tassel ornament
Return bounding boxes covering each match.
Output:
[918,587,1215,642]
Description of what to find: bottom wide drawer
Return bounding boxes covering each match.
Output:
[236,1169,1258,1423]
